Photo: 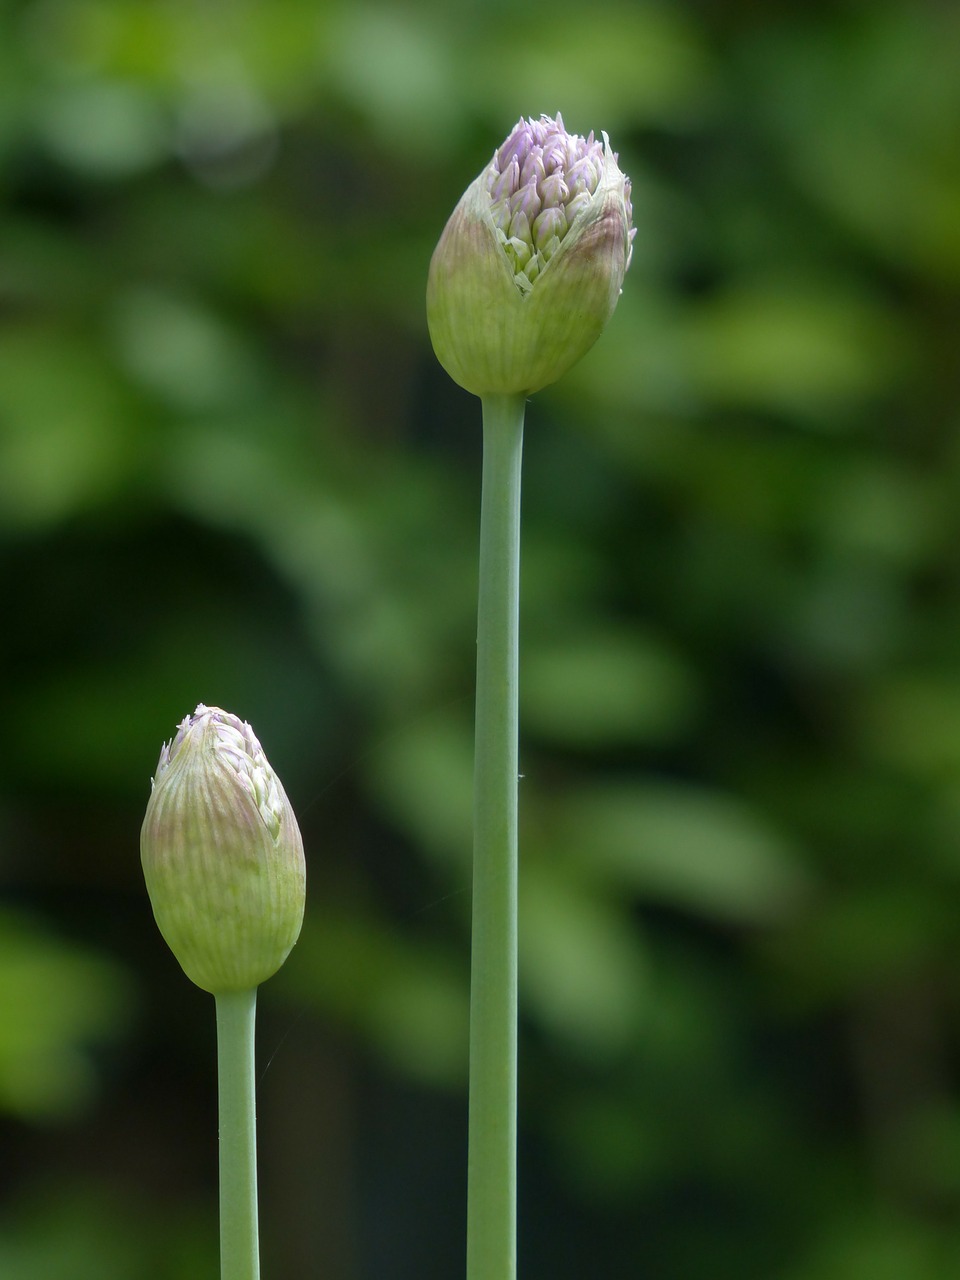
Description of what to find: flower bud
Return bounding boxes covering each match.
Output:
[140,704,306,995]
[427,113,636,398]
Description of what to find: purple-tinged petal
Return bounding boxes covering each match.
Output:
[532,205,567,252]
[539,171,568,208]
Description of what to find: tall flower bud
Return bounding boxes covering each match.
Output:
[427,113,636,397]
[140,705,306,995]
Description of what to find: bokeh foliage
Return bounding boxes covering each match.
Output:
[2,0,960,1275]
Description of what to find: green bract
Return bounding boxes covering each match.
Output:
[140,704,306,995]
[427,113,635,397]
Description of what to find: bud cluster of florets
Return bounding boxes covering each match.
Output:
[488,115,609,293]
[427,111,635,397]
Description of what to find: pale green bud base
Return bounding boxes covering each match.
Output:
[216,987,261,1280]
[467,393,525,1280]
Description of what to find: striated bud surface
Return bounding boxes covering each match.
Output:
[141,704,306,994]
[427,112,635,397]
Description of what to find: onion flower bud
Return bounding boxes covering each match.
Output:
[140,704,306,995]
[427,112,636,397]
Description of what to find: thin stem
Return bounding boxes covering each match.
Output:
[467,392,526,1280]
[216,987,260,1280]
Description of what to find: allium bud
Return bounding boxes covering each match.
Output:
[140,705,306,995]
[427,112,636,397]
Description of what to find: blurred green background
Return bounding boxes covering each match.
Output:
[1,0,959,1275]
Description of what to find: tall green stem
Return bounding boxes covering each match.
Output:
[467,392,526,1280]
[216,987,260,1280]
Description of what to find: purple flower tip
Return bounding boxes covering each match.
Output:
[485,113,635,291]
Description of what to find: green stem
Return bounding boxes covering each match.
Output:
[216,987,260,1280]
[467,392,526,1280]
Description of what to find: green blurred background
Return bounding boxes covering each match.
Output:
[1,0,959,1275]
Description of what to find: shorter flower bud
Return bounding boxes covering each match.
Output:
[427,113,636,397]
[140,705,306,995]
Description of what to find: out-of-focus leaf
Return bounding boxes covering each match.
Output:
[366,713,473,868]
[35,80,169,176]
[287,907,469,1087]
[751,8,960,281]
[0,328,140,528]
[0,912,132,1119]
[522,628,699,748]
[680,280,912,420]
[477,3,715,129]
[519,862,647,1056]
[777,1208,960,1280]
[110,288,262,410]
[325,5,462,152]
[0,1185,214,1280]
[555,782,810,923]
[860,672,960,781]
